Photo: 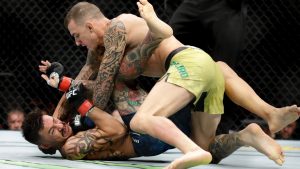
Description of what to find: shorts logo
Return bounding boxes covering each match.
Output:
[131,132,140,143]
[132,138,140,143]
[171,61,189,78]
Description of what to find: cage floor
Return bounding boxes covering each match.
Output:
[0,130,299,169]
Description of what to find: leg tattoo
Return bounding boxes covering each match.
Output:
[209,133,242,164]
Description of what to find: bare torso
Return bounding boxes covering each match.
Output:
[117,14,149,56]
[143,36,184,77]
[117,14,184,79]
[56,14,186,160]
[61,128,136,160]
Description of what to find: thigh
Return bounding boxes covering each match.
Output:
[137,76,195,117]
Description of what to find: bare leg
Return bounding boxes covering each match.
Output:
[190,111,221,151]
[208,132,242,164]
[209,123,285,165]
[130,79,212,168]
[133,1,212,167]
[217,61,300,133]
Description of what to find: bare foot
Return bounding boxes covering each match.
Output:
[268,105,300,134]
[239,123,285,166]
[164,150,212,169]
[136,0,173,39]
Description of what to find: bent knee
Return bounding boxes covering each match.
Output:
[129,114,147,133]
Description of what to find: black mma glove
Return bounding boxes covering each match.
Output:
[70,114,96,134]
[66,83,94,117]
[45,62,73,92]
[46,62,64,77]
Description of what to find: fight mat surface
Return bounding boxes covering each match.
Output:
[0,130,299,169]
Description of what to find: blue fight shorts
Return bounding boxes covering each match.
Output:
[121,105,192,157]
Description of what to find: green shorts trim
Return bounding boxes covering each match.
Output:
[164,47,225,114]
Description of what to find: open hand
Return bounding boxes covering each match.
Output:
[39,60,51,73]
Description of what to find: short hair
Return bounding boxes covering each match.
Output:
[64,1,104,28]
[7,109,24,118]
[22,108,45,145]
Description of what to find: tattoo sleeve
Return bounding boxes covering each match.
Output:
[93,20,127,109]
[208,133,243,164]
[75,49,103,80]
[119,32,162,79]
[63,129,112,160]
[54,49,103,119]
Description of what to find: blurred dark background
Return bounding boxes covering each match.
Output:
[0,0,299,139]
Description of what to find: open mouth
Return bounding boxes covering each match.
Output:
[62,123,68,137]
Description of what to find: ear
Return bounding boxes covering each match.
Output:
[39,144,50,149]
[86,22,94,32]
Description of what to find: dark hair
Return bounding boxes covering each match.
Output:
[38,146,57,155]
[22,108,45,145]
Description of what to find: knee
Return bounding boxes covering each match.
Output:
[129,114,147,133]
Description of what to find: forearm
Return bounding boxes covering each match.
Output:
[75,65,95,80]
[88,107,127,139]
[53,79,95,119]
[53,95,67,119]
[92,19,127,109]
[75,49,102,80]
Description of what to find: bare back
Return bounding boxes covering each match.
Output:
[116,14,149,54]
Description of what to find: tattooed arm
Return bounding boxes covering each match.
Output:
[61,107,128,160]
[88,107,127,138]
[118,0,174,76]
[53,49,103,119]
[92,19,127,110]
[75,49,103,80]
[61,129,131,160]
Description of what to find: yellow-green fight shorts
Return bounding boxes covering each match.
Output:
[163,46,225,114]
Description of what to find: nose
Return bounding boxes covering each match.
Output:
[75,39,84,46]
[53,119,63,128]
[75,40,81,46]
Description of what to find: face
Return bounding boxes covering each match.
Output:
[68,19,101,50]
[39,115,73,148]
[280,122,297,139]
[7,113,24,130]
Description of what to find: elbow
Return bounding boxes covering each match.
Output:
[167,27,173,38]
